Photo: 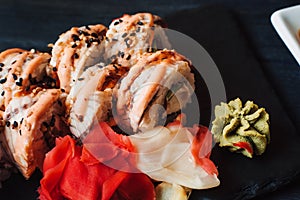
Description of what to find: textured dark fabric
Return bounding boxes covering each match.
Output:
[0,1,299,199]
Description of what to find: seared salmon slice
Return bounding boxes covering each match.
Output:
[114,50,195,133]
[50,24,107,93]
[105,13,171,67]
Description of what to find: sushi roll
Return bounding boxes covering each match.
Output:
[67,63,128,138]
[114,49,195,133]
[0,48,55,110]
[3,88,67,178]
[0,48,67,178]
[50,24,107,93]
[104,13,171,67]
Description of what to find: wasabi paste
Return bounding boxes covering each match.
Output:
[211,98,270,158]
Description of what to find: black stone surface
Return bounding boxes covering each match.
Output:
[0,1,299,199]
[166,6,300,199]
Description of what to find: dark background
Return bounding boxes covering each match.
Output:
[0,0,299,199]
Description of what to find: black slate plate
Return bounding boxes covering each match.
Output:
[165,6,300,200]
[1,5,300,200]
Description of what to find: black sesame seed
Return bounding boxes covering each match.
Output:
[71,34,80,41]
[11,60,16,65]
[122,33,128,38]
[78,77,84,81]
[119,19,123,23]
[20,118,24,124]
[19,130,22,135]
[71,43,77,48]
[110,55,117,60]
[0,78,7,84]
[91,32,98,38]
[0,68,2,72]
[78,30,89,36]
[113,64,119,71]
[85,25,91,30]
[1,91,5,96]
[12,73,17,80]
[5,121,10,127]
[16,78,23,86]
[12,121,18,128]
[126,54,131,60]
[114,21,120,26]
[53,67,57,72]
[60,88,65,93]
[0,63,4,67]
[112,38,118,42]
[137,21,144,26]
[118,51,124,58]
[86,39,92,47]
[130,32,136,36]
[76,114,84,122]
[136,27,141,32]
[83,31,90,36]
[97,64,104,69]
[73,53,79,59]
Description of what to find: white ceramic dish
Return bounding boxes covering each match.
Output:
[271,5,300,65]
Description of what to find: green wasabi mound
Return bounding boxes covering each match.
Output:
[211,98,270,158]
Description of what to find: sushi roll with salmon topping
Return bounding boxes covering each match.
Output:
[3,88,67,178]
[0,48,67,179]
[114,49,195,133]
[50,24,107,93]
[104,13,171,67]
[67,63,129,138]
[0,48,55,110]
